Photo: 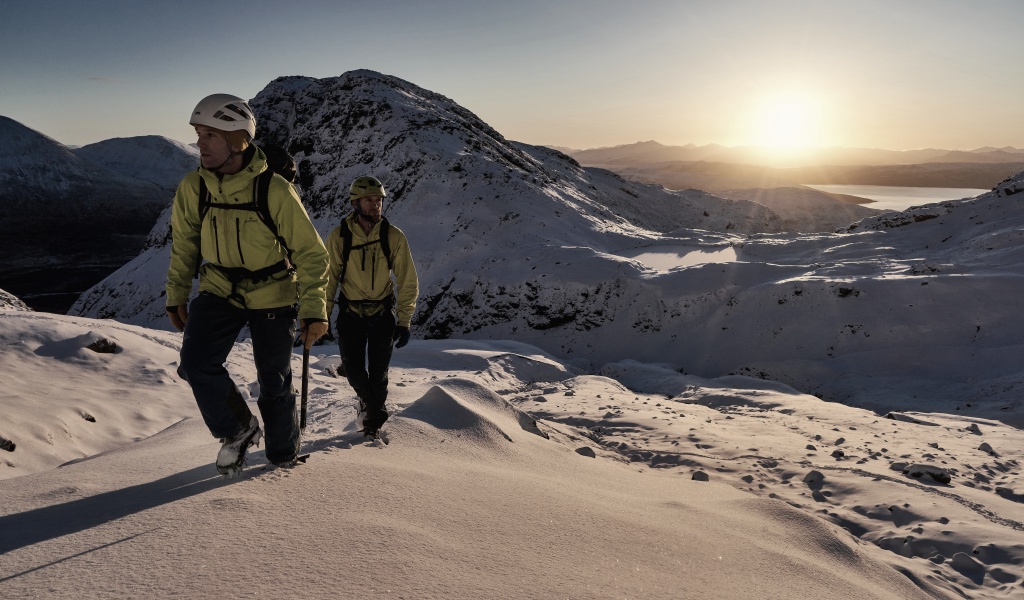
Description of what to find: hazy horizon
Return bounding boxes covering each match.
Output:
[4,1,1023,152]
[551,139,1024,153]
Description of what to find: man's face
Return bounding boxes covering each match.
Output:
[354,195,383,222]
[195,125,232,169]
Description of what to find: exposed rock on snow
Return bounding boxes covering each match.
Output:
[902,464,953,484]
[0,288,31,311]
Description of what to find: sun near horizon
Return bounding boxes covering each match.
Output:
[749,91,824,150]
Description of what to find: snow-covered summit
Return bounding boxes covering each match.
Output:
[0,115,96,187]
[251,69,780,238]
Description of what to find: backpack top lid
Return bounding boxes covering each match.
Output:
[260,143,296,183]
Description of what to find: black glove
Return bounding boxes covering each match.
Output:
[393,326,410,348]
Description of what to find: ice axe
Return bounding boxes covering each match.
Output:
[301,346,309,430]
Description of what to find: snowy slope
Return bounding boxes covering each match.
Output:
[4,311,1021,598]
[719,186,882,232]
[74,135,198,190]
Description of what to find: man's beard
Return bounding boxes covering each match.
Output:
[358,209,382,224]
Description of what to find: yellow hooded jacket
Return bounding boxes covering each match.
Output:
[165,147,330,321]
[325,213,419,328]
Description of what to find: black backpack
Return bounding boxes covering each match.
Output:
[193,143,297,281]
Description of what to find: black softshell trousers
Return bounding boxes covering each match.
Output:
[177,292,300,463]
[336,306,396,428]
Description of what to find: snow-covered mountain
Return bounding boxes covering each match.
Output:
[0,116,168,236]
[0,117,179,312]
[249,71,780,235]
[70,71,1024,428]
[69,69,783,322]
[566,140,1024,168]
[74,135,198,190]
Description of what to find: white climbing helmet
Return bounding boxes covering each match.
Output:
[189,94,256,140]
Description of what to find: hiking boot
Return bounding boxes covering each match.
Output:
[360,410,388,438]
[216,415,262,477]
[267,454,308,470]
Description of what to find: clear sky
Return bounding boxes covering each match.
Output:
[2,0,1021,151]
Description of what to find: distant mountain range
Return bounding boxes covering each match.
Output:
[557,140,1024,168]
[557,142,1024,192]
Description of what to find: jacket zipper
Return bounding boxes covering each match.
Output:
[212,215,222,263]
[371,247,377,290]
[236,218,245,265]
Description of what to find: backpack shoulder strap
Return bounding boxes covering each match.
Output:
[194,174,210,279]
[197,175,211,222]
[254,169,294,260]
[379,217,393,271]
[339,218,354,278]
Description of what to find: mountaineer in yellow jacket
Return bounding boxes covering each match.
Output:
[326,176,419,438]
[166,93,329,475]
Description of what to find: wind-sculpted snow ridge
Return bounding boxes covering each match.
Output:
[391,379,550,455]
[0,315,946,593]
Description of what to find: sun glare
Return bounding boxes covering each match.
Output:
[753,93,821,149]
